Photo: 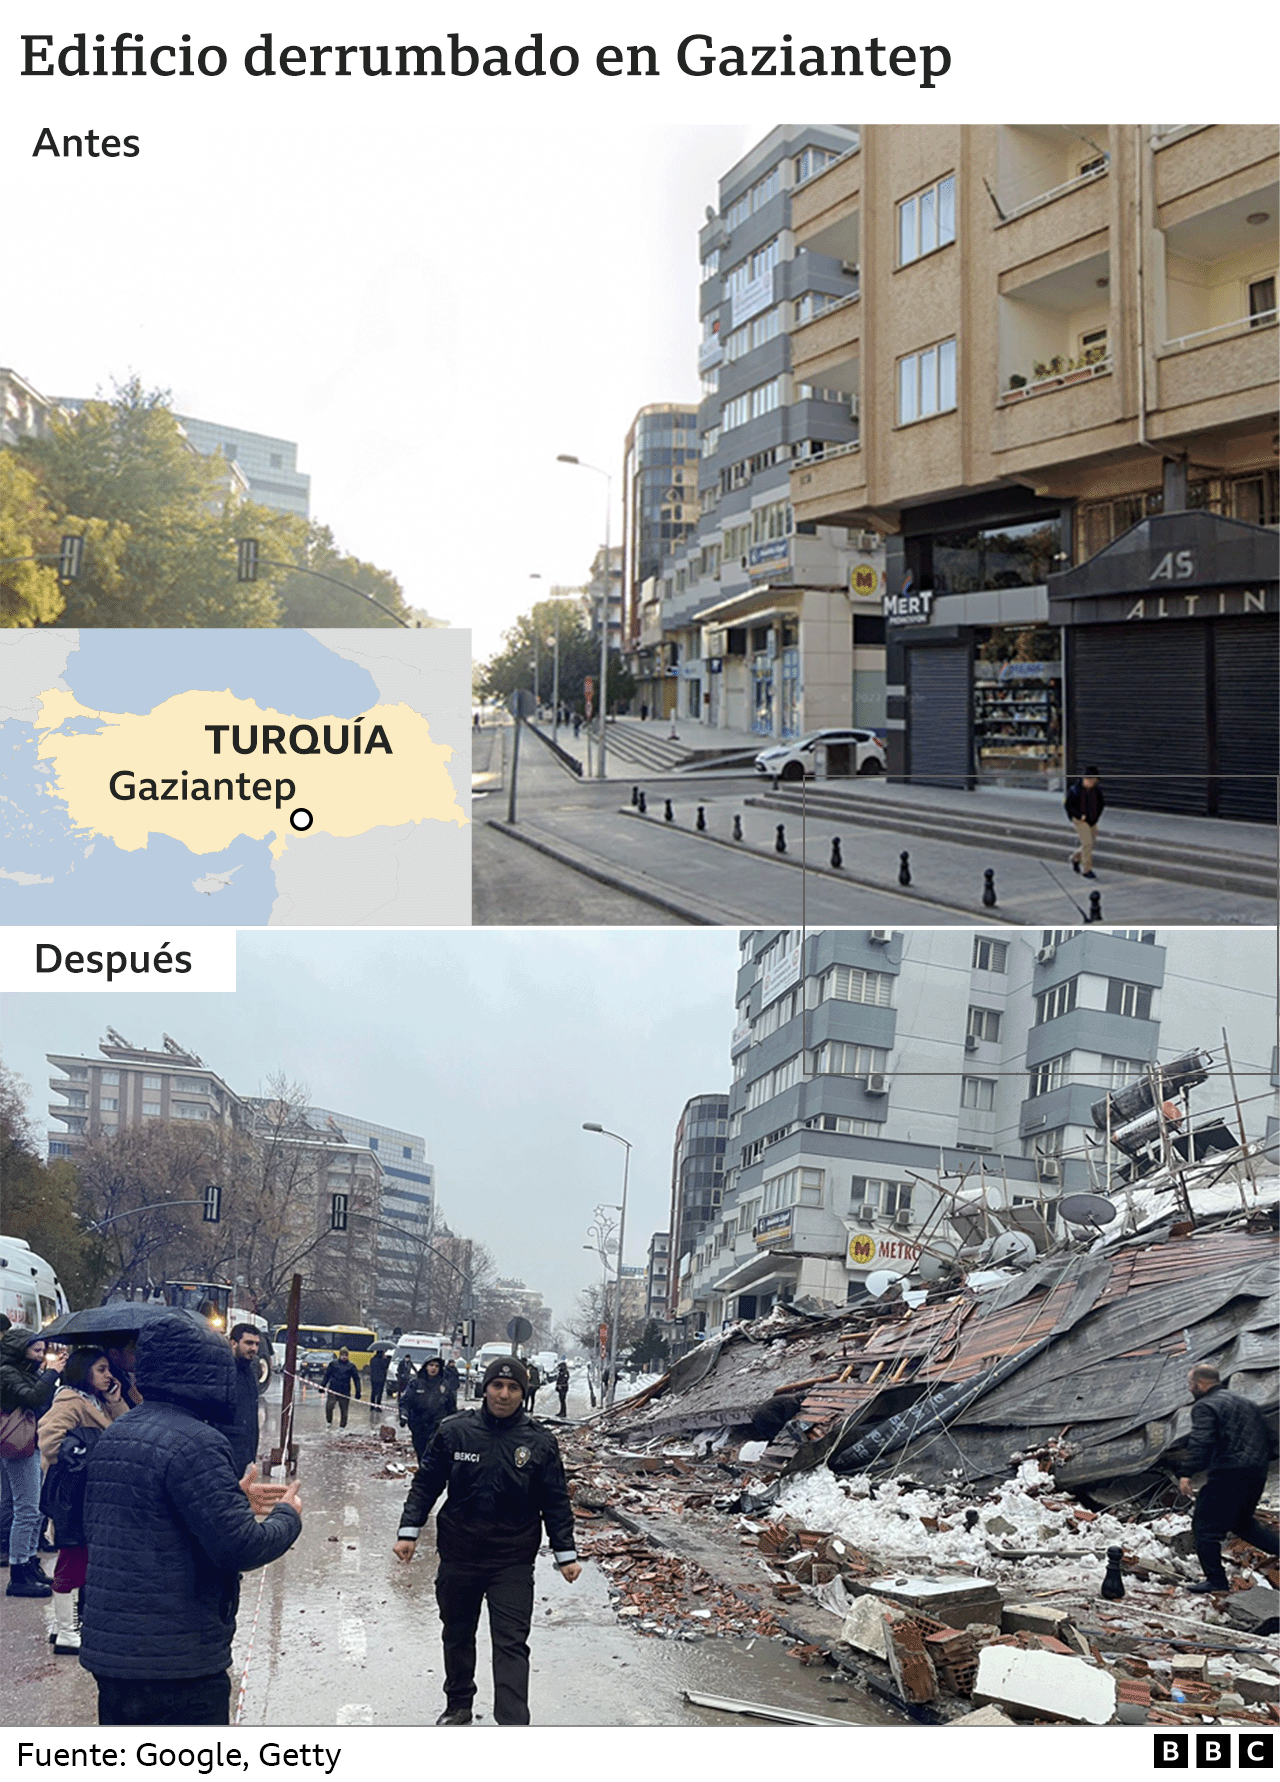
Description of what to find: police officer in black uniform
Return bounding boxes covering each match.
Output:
[392,1355,580,1725]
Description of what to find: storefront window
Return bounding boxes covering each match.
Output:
[972,625,1063,781]
[933,516,1062,593]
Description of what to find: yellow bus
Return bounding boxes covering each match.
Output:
[273,1323,378,1375]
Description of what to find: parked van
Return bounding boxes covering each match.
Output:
[390,1332,453,1377]
[0,1236,70,1330]
[467,1340,523,1398]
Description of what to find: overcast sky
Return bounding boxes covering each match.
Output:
[2,928,741,1329]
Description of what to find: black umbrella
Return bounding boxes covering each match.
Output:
[41,1302,208,1343]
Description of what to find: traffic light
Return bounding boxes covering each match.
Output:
[58,535,85,582]
[329,1193,348,1232]
[202,1183,222,1223]
[236,539,259,583]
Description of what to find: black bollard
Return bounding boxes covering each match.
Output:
[664,798,674,823]
[732,814,743,842]
[1101,1546,1125,1601]
[830,837,843,870]
[637,790,647,815]
[1088,889,1103,923]
[898,850,912,887]
[696,805,706,831]
[981,868,997,908]
[630,785,639,807]
[775,824,787,855]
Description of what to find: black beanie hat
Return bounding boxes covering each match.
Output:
[482,1355,528,1393]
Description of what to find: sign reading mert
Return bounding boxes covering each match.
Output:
[883,580,934,626]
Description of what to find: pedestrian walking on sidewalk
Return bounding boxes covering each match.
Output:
[38,1347,130,1652]
[320,1349,362,1428]
[1,1327,65,1599]
[369,1348,391,1409]
[400,1356,456,1463]
[1178,1363,1279,1593]
[226,1325,263,1479]
[525,1361,541,1414]
[554,1361,570,1419]
[79,1313,302,1725]
[1064,766,1106,878]
[393,1355,580,1725]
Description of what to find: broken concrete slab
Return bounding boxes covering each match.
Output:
[949,1703,1019,1725]
[1232,1669,1280,1706]
[839,1592,901,1660]
[973,1646,1118,1725]
[1223,1587,1280,1636]
[862,1574,1003,1629]
[1001,1603,1067,1638]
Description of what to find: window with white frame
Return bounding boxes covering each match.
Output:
[1110,930,1155,945]
[898,174,956,267]
[701,249,720,283]
[752,499,792,544]
[1035,978,1078,1024]
[1029,1053,1071,1098]
[142,1073,162,1088]
[725,192,750,230]
[1249,275,1276,326]
[967,1006,1002,1042]
[1107,980,1153,1020]
[972,937,1008,973]
[99,1096,119,1111]
[812,1041,887,1080]
[960,1077,997,1111]
[101,1071,120,1085]
[724,522,751,559]
[821,965,893,1007]
[1100,1055,1145,1090]
[802,1113,875,1136]
[142,1100,161,1116]
[851,1177,912,1217]
[701,426,720,459]
[898,338,957,425]
[763,1166,825,1213]
[795,144,839,183]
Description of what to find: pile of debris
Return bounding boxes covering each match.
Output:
[576,1524,782,1641]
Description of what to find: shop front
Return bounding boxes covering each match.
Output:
[1047,510,1279,820]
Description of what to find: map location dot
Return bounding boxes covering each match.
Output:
[289,808,314,833]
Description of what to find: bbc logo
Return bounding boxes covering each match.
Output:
[1153,1734,1273,1768]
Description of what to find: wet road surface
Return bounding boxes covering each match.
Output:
[3,1381,909,1729]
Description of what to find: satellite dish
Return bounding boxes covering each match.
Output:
[864,1269,905,1299]
[705,204,717,223]
[1060,1192,1119,1226]
[916,1240,960,1284]
[985,1229,1037,1267]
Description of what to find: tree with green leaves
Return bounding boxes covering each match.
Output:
[14,378,300,627]
[0,453,64,626]
[274,522,418,628]
[478,596,635,715]
[0,1057,107,1307]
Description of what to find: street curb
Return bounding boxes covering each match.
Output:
[484,819,731,925]
[616,806,1024,926]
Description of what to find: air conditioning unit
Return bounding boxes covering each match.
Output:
[892,1212,912,1230]
[865,1073,889,1095]
[869,929,892,945]
[1039,1158,1061,1180]
[854,1209,876,1227]
[964,1034,979,1053]
[1036,945,1057,964]
[840,260,859,277]
[854,531,880,553]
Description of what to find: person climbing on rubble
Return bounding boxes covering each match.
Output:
[1178,1363,1279,1593]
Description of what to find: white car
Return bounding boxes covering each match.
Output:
[754,728,886,781]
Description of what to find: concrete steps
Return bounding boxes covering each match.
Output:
[745,785,1276,900]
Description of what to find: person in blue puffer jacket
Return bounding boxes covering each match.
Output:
[79,1312,303,1726]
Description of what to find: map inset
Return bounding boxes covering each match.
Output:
[1,629,470,925]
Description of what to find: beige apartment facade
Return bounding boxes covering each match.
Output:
[789,124,1278,818]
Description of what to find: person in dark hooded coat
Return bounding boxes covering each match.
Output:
[79,1312,302,1726]
[400,1356,456,1462]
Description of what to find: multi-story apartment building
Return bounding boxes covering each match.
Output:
[583,544,625,655]
[47,1030,241,1156]
[307,1106,433,1327]
[658,126,888,738]
[664,1092,729,1316]
[173,415,311,517]
[787,124,1278,817]
[622,404,700,717]
[644,1230,671,1321]
[678,927,1277,1330]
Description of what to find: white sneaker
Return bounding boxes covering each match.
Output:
[52,1591,81,1653]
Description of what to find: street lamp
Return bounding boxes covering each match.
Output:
[556,455,613,780]
[583,1123,631,1405]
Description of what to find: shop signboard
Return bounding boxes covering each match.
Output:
[755,1209,793,1247]
[847,1232,921,1268]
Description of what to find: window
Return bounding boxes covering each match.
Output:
[960,1077,997,1111]
[725,192,751,230]
[972,937,1008,973]
[1111,930,1155,945]
[802,1113,874,1136]
[101,1071,120,1085]
[99,1096,119,1111]
[898,173,956,266]
[1035,978,1078,1024]
[1042,929,1080,948]
[762,1167,825,1213]
[812,1041,887,1081]
[751,164,782,210]
[1248,276,1276,327]
[143,1074,162,1088]
[701,369,719,396]
[822,965,893,1007]
[269,452,282,468]
[898,338,957,424]
[1107,980,1153,1020]
[752,499,792,544]
[369,1136,379,1150]
[851,1178,912,1218]
[967,1006,1002,1042]
[402,1145,413,1159]
[795,144,840,183]
[1100,1055,1144,1090]
[701,249,720,283]
[142,1101,161,1116]
[1029,1053,1071,1098]
[1079,325,1109,365]
[172,1103,210,1120]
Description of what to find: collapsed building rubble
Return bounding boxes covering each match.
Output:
[570,1163,1278,1724]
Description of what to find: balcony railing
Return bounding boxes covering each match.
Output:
[997,159,1109,225]
[1161,310,1277,353]
[999,356,1113,404]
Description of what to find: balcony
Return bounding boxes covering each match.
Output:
[790,443,867,529]
[791,150,861,253]
[1155,316,1278,422]
[1153,125,1279,213]
[790,296,861,394]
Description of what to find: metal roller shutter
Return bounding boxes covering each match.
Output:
[1071,624,1209,814]
[1213,617,1279,823]
[907,644,971,787]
